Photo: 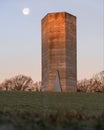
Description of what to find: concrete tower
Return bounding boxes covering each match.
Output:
[42,12,77,92]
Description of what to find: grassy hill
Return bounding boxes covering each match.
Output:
[0,91,104,130]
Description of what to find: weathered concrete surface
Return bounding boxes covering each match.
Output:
[42,12,77,92]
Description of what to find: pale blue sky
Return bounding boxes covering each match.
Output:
[0,0,103,83]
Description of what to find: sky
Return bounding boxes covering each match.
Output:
[0,0,103,83]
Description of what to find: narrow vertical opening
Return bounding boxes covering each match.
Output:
[54,70,62,92]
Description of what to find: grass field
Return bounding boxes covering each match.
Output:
[0,91,104,130]
[0,91,104,114]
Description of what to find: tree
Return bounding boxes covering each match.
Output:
[2,75,34,91]
[33,81,42,91]
[0,84,3,91]
[77,70,104,92]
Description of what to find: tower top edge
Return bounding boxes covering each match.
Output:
[41,12,76,21]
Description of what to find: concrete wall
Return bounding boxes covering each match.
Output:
[42,12,77,92]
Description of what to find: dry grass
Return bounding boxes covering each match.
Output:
[0,90,104,129]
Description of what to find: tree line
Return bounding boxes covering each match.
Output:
[77,70,104,92]
[0,70,104,92]
[0,75,41,91]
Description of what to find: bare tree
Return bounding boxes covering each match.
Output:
[77,70,104,92]
[0,84,3,91]
[0,75,43,92]
[1,75,34,91]
[31,81,42,91]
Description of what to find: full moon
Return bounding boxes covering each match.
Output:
[22,8,30,15]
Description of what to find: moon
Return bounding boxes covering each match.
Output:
[22,8,30,15]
